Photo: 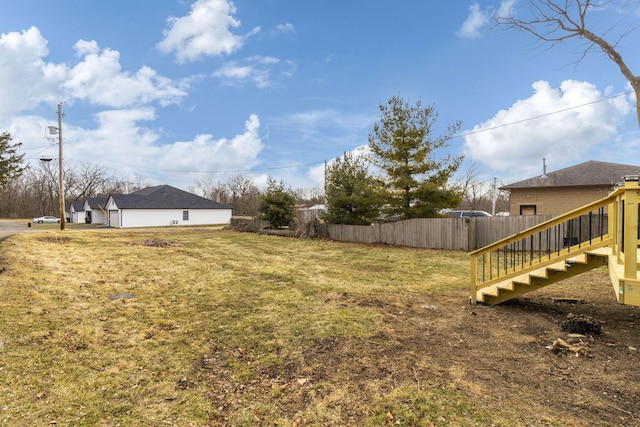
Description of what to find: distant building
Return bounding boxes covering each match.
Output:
[501,160,640,215]
[104,185,232,228]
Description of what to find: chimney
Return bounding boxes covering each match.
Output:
[541,158,548,178]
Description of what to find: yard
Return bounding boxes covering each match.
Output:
[0,226,638,426]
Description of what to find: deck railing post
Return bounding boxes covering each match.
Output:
[470,254,477,305]
[623,176,639,280]
[610,187,623,261]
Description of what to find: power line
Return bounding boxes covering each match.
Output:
[455,90,633,139]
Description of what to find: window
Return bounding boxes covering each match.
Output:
[183,210,189,221]
[520,205,537,216]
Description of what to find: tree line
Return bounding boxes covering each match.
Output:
[0,159,309,222]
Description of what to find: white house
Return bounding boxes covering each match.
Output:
[83,197,108,225]
[298,204,326,223]
[68,201,85,223]
[104,185,232,228]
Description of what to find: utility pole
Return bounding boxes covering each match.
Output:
[491,177,498,216]
[57,102,65,231]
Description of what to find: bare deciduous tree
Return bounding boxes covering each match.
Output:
[125,175,153,194]
[457,162,493,212]
[456,163,512,214]
[38,161,60,215]
[225,174,260,216]
[191,177,226,202]
[499,0,640,125]
[65,164,129,200]
[295,185,325,206]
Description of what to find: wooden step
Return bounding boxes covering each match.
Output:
[476,251,608,305]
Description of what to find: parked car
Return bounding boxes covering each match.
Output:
[32,216,60,224]
[447,210,492,218]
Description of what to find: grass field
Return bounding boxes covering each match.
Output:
[0,226,638,426]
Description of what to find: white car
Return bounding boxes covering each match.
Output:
[447,210,492,218]
[32,216,60,224]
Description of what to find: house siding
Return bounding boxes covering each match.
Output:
[118,208,231,228]
[82,199,108,224]
[70,208,83,223]
[89,209,108,225]
[509,185,612,215]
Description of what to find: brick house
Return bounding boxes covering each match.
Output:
[500,160,640,215]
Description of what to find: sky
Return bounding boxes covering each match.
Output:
[1,0,639,195]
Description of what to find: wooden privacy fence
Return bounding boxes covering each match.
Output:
[230,214,607,251]
[327,215,562,251]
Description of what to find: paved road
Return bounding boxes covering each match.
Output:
[0,220,35,242]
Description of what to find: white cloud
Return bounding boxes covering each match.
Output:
[64,41,188,108]
[93,108,159,143]
[7,105,264,189]
[457,3,490,39]
[456,0,516,39]
[275,23,295,34]
[67,108,161,167]
[463,79,632,177]
[61,111,263,188]
[306,144,372,187]
[0,27,188,123]
[157,0,259,63]
[155,113,263,185]
[0,27,65,117]
[627,81,638,103]
[213,56,294,88]
[307,163,325,185]
[497,0,516,19]
[73,39,100,56]
[0,22,262,189]
[285,109,372,134]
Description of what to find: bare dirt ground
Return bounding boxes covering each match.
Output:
[200,269,640,426]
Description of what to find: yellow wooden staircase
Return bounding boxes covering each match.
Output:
[470,177,640,307]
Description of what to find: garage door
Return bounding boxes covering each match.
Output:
[109,210,120,228]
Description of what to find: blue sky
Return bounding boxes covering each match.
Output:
[1,0,639,194]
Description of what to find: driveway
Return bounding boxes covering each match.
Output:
[0,220,33,242]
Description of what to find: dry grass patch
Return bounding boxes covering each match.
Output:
[0,227,638,426]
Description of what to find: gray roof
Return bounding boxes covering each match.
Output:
[70,201,84,211]
[501,160,640,190]
[109,185,231,210]
[85,197,108,209]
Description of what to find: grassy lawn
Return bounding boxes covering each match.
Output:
[0,227,475,426]
[1,227,636,426]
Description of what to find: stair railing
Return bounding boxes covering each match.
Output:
[470,183,631,304]
[607,177,640,305]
